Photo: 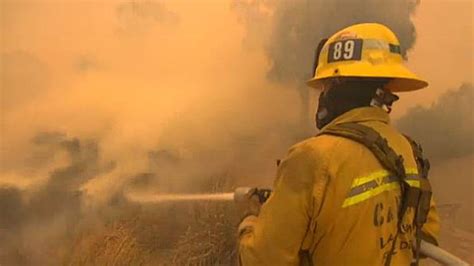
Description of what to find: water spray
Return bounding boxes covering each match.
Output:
[126,187,272,204]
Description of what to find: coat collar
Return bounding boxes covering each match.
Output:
[322,107,390,131]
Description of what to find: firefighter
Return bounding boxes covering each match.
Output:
[238,23,440,266]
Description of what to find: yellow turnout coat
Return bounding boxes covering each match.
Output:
[239,107,440,266]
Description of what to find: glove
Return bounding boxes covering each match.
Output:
[235,188,262,222]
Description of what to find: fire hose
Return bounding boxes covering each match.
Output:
[233,187,469,266]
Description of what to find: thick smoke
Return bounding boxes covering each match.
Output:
[0,129,251,264]
[0,133,112,265]
[397,84,474,161]
[0,1,301,263]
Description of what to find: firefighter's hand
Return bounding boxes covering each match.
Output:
[236,188,262,220]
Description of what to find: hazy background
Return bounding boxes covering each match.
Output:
[1,0,473,264]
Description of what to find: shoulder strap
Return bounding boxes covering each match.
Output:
[404,135,430,180]
[319,123,407,180]
[403,135,434,266]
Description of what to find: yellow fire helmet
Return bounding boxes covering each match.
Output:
[306,23,428,92]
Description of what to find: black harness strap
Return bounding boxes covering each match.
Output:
[320,123,406,179]
[404,135,433,265]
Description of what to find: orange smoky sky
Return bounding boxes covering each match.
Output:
[401,0,473,116]
[0,0,299,194]
[0,0,472,189]
[1,0,471,113]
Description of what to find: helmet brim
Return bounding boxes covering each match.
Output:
[306,62,428,92]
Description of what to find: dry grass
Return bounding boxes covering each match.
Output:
[67,218,148,266]
[171,201,237,265]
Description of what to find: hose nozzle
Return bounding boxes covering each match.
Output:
[233,187,272,204]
